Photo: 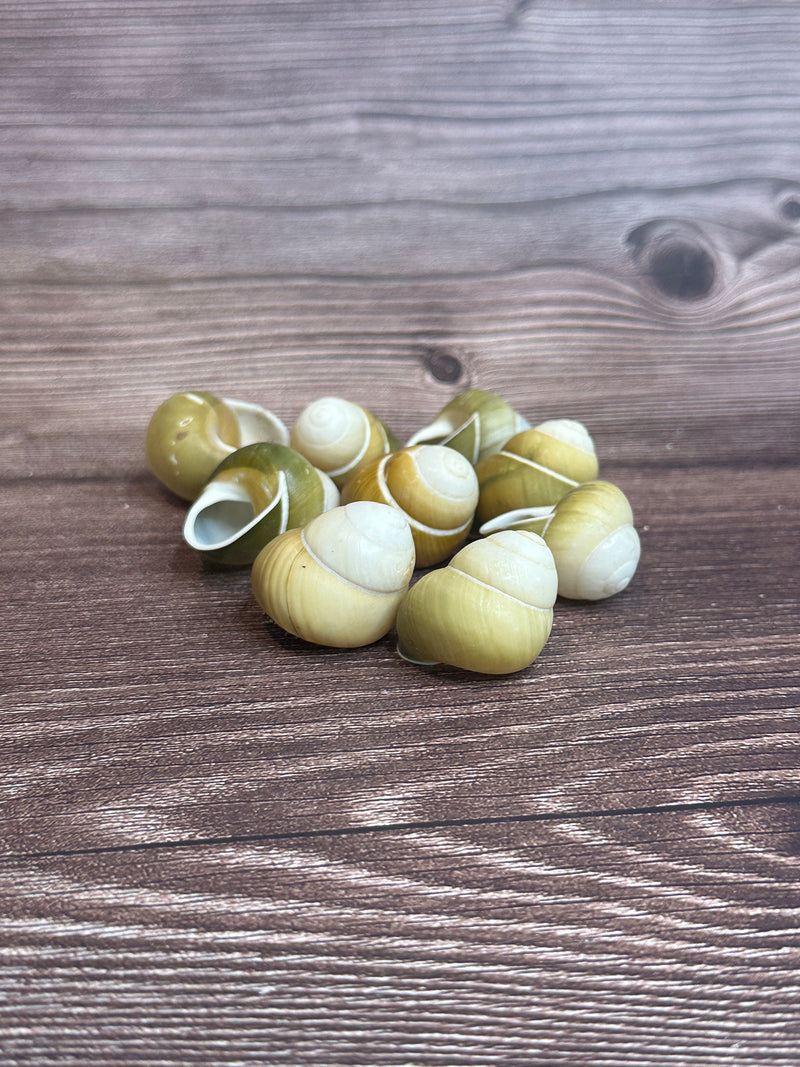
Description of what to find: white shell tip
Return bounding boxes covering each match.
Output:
[413,444,478,500]
[535,418,595,454]
[303,501,415,593]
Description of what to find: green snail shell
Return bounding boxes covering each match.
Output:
[406,388,530,465]
[474,418,598,524]
[145,390,289,501]
[290,396,398,489]
[479,480,640,600]
[341,443,479,567]
[395,529,557,674]
[182,442,339,566]
[252,501,416,647]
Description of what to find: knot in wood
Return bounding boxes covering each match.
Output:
[420,348,464,384]
[626,219,720,302]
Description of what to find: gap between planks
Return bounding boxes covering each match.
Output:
[10,792,800,862]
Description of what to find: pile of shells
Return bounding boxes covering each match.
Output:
[145,389,641,675]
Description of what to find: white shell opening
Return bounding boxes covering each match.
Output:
[405,416,454,448]
[224,398,290,447]
[478,506,555,537]
[183,473,287,550]
[302,501,415,594]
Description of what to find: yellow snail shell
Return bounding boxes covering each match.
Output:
[183,443,339,566]
[479,480,640,600]
[341,444,479,567]
[252,501,416,647]
[395,530,557,674]
[474,418,599,525]
[290,396,398,489]
[145,390,289,501]
[406,388,530,465]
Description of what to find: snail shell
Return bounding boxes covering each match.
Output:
[395,530,557,674]
[406,388,530,465]
[290,396,398,489]
[341,444,479,567]
[252,501,416,647]
[479,480,640,600]
[474,418,598,525]
[145,390,289,501]
[183,443,339,566]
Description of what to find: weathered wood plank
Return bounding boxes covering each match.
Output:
[2,803,799,1065]
[3,1,800,210]
[4,183,800,321]
[3,459,797,857]
[2,1,800,1063]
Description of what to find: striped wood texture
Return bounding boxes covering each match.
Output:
[2,2,799,1064]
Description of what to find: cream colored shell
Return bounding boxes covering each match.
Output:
[395,530,557,674]
[290,396,396,488]
[252,501,416,647]
[479,480,640,600]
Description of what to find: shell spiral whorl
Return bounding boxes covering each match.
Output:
[252,501,416,647]
[290,396,397,489]
[341,444,479,567]
[395,529,558,674]
[475,418,599,524]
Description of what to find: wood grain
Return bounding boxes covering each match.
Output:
[3,459,799,857]
[2,804,799,1065]
[2,1,800,1064]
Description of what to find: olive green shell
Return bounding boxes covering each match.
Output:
[145,390,289,501]
[145,390,241,501]
[182,442,338,566]
[406,389,529,466]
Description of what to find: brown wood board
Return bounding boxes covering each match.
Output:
[1,1,799,1064]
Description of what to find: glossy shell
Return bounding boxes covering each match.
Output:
[341,444,479,567]
[182,443,339,566]
[145,390,289,500]
[252,501,416,647]
[474,418,598,524]
[395,530,557,674]
[406,388,530,465]
[479,480,641,600]
[290,396,398,488]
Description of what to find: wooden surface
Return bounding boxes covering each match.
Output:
[2,2,799,1064]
